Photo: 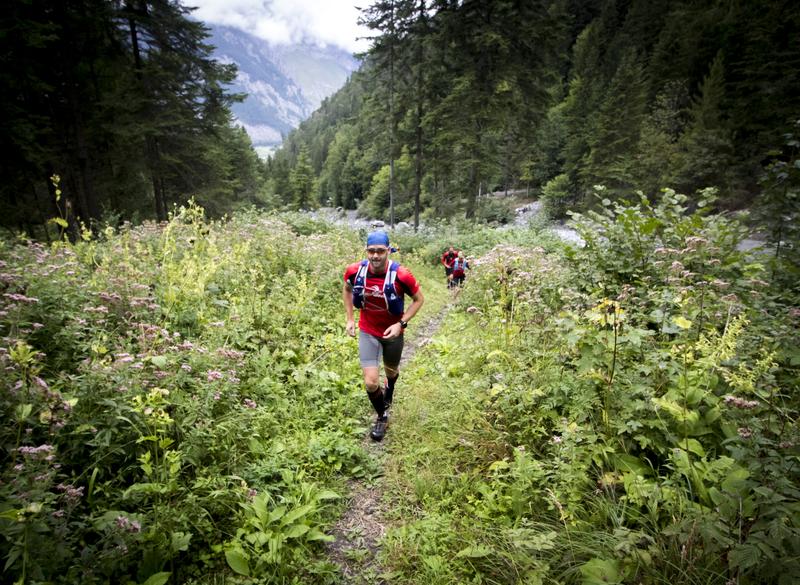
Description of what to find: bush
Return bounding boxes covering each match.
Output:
[475,198,514,225]
[541,173,574,219]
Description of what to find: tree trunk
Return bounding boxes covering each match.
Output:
[128,0,165,221]
[388,0,395,228]
[465,159,478,219]
[413,0,425,233]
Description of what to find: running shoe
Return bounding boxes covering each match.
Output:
[370,413,388,441]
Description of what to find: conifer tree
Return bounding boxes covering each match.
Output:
[290,148,316,210]
[581,48,648,194]
[672,51,736,196]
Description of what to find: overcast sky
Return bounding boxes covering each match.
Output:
[186,0,371,53]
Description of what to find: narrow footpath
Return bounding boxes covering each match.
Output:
[325,298,454,584]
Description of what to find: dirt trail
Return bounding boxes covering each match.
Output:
[325,301,454,583]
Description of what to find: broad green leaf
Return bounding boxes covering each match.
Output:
[123,482,164,498]
[171,531,192,552]
[225,549,250,576]
[673,316,693,330]
[5,547,22,572]
[285,524,310,538]
[579,558,622,584]
[252,496,269,523]
[282,503,314,525]
[0,509,20,521]
[722,466,750,494]
[14,403,33,421]
[307,528,335,542]
[610,454,650,477]
[268,505,286,523]
[456,545,493,558]
[316,490,341,501]
[729,543,761,570]
[680,439,706,457]
[248,438,267,455]
[150,355,167,368]
[140,572,171,585]
[488,460,510,473]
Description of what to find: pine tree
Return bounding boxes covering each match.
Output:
[290,148,316,210]
[581,48,648,194]
[672,51,736,196]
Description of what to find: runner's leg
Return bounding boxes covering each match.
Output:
[381,335,404,408]
[359,332,385,416]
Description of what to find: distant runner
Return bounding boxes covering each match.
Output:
[448,251,470,289]
[441,246,458,282]
[343,231,425,441]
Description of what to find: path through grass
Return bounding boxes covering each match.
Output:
[325,262,452,584]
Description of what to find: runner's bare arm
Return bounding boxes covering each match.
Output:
[343,281,356,337]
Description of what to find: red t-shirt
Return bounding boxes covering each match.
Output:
[441,250,458,268]
[344,261,420,337]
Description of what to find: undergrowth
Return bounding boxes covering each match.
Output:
[383,190,799,585]
[0,205,440,584]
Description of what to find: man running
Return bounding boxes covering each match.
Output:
[449,251,470,289]
[441,246,458,281]
[343,231,424,441]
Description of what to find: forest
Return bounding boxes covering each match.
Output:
[1,0,267,236]
[1,1,799,585]
[3,1,800,233]
[270,0,800,227]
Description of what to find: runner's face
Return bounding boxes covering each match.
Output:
[366,246,389,271]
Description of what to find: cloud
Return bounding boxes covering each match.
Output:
[186,0,370,53]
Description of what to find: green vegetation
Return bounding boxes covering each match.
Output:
[2,194,797,584]
[0,0,268,235]
[270,0,800,222]
[0,205,447,584]
[2,2,799,584]
[382,192,799,584]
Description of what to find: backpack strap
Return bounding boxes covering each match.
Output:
[384,260,398,290]
[352,260,369,309]
[383,261,404,315]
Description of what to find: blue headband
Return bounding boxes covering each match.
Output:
[366,231,390,247]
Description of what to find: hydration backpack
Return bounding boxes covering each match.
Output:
[352,260,404,315]
[451,259,466,277]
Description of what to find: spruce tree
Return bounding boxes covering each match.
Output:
[672,51,736,196]
[290,148,316,210]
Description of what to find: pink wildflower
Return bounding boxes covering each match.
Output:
[18,444,55,458]
[217,348,245,360]
[3,293,39,303]
[724,395,759,409]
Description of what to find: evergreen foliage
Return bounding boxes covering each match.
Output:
[0,0,266,235]
[268,0,800,223]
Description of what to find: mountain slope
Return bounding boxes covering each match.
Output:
[206,25,360,148]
